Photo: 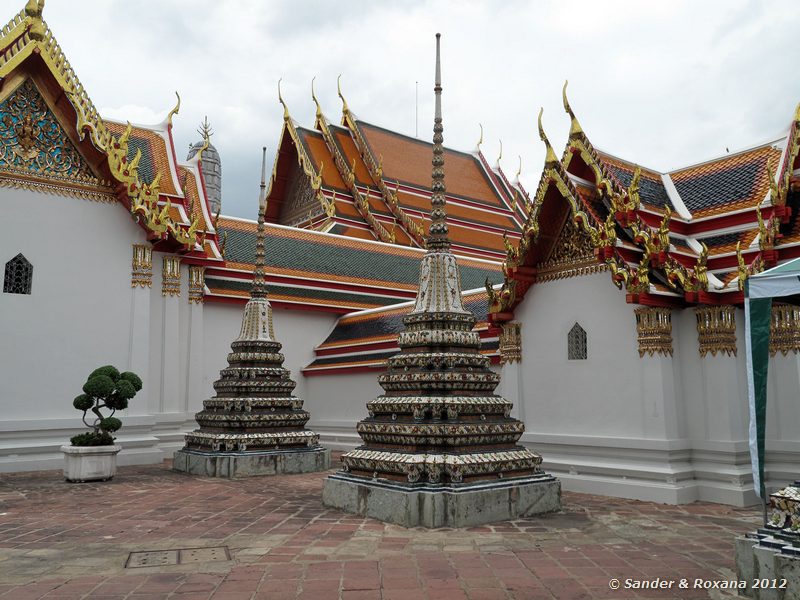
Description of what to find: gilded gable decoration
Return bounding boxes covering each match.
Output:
[0,78,111,199]
[635,307,673,357]
[188,265,205,304]
[536,215,607,282]
[131,244,152,288]
[499,321,522,364]
[770,303,800,356]
[695,305,737,357]
[162,256,181,297]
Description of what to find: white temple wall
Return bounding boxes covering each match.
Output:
[511,272,697,504]
[0,189,166,471]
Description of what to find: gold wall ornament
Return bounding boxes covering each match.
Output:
[695,305,737,357]
[188,265,205,304]
[770,303,800,356]
[131,244,152,288]
[635,306,673,357]
[499,321,522,365]
[162,256,181,297]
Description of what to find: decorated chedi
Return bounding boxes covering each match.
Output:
[322,34,560,527]
[174,148,329,477]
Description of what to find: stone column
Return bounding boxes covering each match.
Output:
[768,304,800,443]
[161,256,181,414]
[634,307,680,440]
[498,322,525,422]
[694,305,745,438]
[129,244,152,412]
[185,266,205,414]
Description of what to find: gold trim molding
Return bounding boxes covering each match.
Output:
[771,303,800,356]
[162,256,181,297]
[131,244,152,288]
[499,322,521,365]
[696,305,737,357]
[188,265,205,304]
[635,307,673,357]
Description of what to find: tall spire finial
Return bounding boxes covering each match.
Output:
[194,116,212,161]
[251,146,269,299]
[427,33,450,251]
[197,116,213,141]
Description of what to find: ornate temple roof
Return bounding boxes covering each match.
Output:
[488,84,800,321]
[265,81,525,261]
[207,217,503,312]
[0,3,222,263]
[304,288,500,374]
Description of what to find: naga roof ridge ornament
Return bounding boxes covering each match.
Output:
[166,92,181,128]
[337,74,351,123]
[311,76,323,124]
[474,123,483,153]
[538,108,559,166]
[278,78,290,122]
[562,80,584,137]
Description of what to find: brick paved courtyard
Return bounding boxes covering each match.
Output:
[0,456,761,599]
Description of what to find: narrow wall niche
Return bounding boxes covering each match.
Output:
[568,322,587,360]
[3,254,32,295]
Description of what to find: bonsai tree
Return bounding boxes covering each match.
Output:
[71,366,142,446]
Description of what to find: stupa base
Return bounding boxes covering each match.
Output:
[173,446,330,478]
[322,472,561,528]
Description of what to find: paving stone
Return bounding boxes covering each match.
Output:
[0,458,762,599]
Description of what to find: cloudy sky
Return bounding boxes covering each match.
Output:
[38,0,800,219]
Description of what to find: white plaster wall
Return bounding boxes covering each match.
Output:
[0,189,142,420]
[517,272,659,438]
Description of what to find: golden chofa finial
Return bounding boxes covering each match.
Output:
[278,78,290,121]
[167,91,181,128]
[497,140,503,164]
[562,80,584,137]
[311,76,322,121]
[537,107,559,165]
[337,74,350,118]
[515,156,522,180]
[795,101,800,122]
[25,0,45,41]
[475,123,483,152]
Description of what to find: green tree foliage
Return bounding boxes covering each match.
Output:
[71,366,142,447]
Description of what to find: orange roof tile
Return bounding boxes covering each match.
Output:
[357,121,504,207]
[669,145,781,218]
[104,122,178,195]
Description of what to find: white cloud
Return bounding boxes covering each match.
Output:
[32,0,800,219]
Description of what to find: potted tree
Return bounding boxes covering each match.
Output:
[61,366,142,482]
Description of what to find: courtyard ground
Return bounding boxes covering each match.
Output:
[0,455,761,600]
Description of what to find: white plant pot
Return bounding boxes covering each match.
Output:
[61,444,122,482]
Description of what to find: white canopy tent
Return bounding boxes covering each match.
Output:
[745,256,800,519]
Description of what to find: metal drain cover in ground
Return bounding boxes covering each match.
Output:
[125,546,231,568]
